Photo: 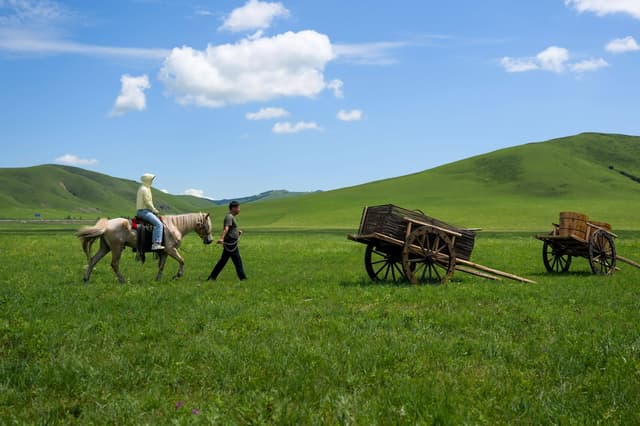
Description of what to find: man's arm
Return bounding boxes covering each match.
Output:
[217,225,230,244]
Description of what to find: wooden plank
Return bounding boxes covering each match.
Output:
[347,233,376,242]
[402,217,463,237]
[536,234,587,244]
[457,259,537,284]
[373,233,535,284]
[617,255,640,269]
[455,265,501,281]
[358,206,369,235]
[405,221,413,241]
[373,232,406,247]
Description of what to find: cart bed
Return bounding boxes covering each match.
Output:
[355,204,476,261]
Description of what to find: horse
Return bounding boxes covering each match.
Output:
[76,212,213,283]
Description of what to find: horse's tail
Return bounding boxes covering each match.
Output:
[76,218,109,262]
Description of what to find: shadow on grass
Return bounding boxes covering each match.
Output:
[339,277,454,288]
[339,277,409,288]
[529,270,596,278]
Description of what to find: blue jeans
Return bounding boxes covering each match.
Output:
[137,209,163,244]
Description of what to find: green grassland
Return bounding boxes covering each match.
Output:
[2,132,640,423]
[1,226,640,423]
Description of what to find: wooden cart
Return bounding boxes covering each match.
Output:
[535,212,640,275]
[347,205,535,284]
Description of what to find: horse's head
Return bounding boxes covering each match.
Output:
[195,213,214,245]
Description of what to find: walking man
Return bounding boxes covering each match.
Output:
[207,201,247,281]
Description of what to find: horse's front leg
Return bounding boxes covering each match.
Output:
[156,253,168,281]
[165,248,185,280]
[84,239,110,283]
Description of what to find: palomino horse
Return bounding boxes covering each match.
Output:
[76,212,213,283]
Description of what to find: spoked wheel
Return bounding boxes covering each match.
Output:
[542,241,572,273]
[402,226,455,285]
[588,229,616,275]
[364,243,406,283]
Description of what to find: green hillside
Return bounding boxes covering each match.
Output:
[234,133,640,231]
[0,165,213,219]
[2,133,640,230]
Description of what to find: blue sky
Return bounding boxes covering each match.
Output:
[1,0,639,199]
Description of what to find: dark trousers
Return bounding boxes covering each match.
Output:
[209,246,246,280]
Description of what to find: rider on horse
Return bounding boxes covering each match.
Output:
[136,173,164,251]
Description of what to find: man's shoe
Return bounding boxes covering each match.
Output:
[151,243,165,251]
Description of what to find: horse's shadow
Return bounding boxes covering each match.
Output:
[339,277,463,288]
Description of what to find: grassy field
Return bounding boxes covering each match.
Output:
[1,225,640,424]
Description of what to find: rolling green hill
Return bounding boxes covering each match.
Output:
[234,133,640,231]
[2,133,640,230]
[0,165,214,219]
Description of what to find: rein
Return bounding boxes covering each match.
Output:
[223,238,240,253]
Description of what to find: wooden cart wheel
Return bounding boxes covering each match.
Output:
[365,243,406,283]
[588,229,616,275]
[542,241,572,273]
[402,226,456,285]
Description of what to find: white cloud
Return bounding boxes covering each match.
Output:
[246,107,290,120]
[111,74,151,117]
[194,9,215,17]
[337,109,363,122]
[0,29,170,58]
[0,0,69,26]
[160,188,169,194]
[500,57,539,72]
[327,79,344,98]
[55,154,98,166]
[536,46,570,73]
[570,57,609,72]
[333,41,409,65]
[272,121,321,134]
[220,0,289,33]
[0,1,168,59]
[184,188,206,198]
[501,46,570,74]
[501,46,607,75]
[159,30,335,107]
[566,0,640,20]
[606,36,640,53]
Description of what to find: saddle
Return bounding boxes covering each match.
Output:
[132,216,166,263]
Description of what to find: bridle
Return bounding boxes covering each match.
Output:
[195,214,213,244]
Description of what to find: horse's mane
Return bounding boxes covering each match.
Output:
[163,212,207,232]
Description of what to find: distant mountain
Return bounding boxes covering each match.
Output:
[211,190,321,206]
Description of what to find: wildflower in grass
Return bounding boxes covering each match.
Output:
[192,408,200,415]
[175,401,184,410]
